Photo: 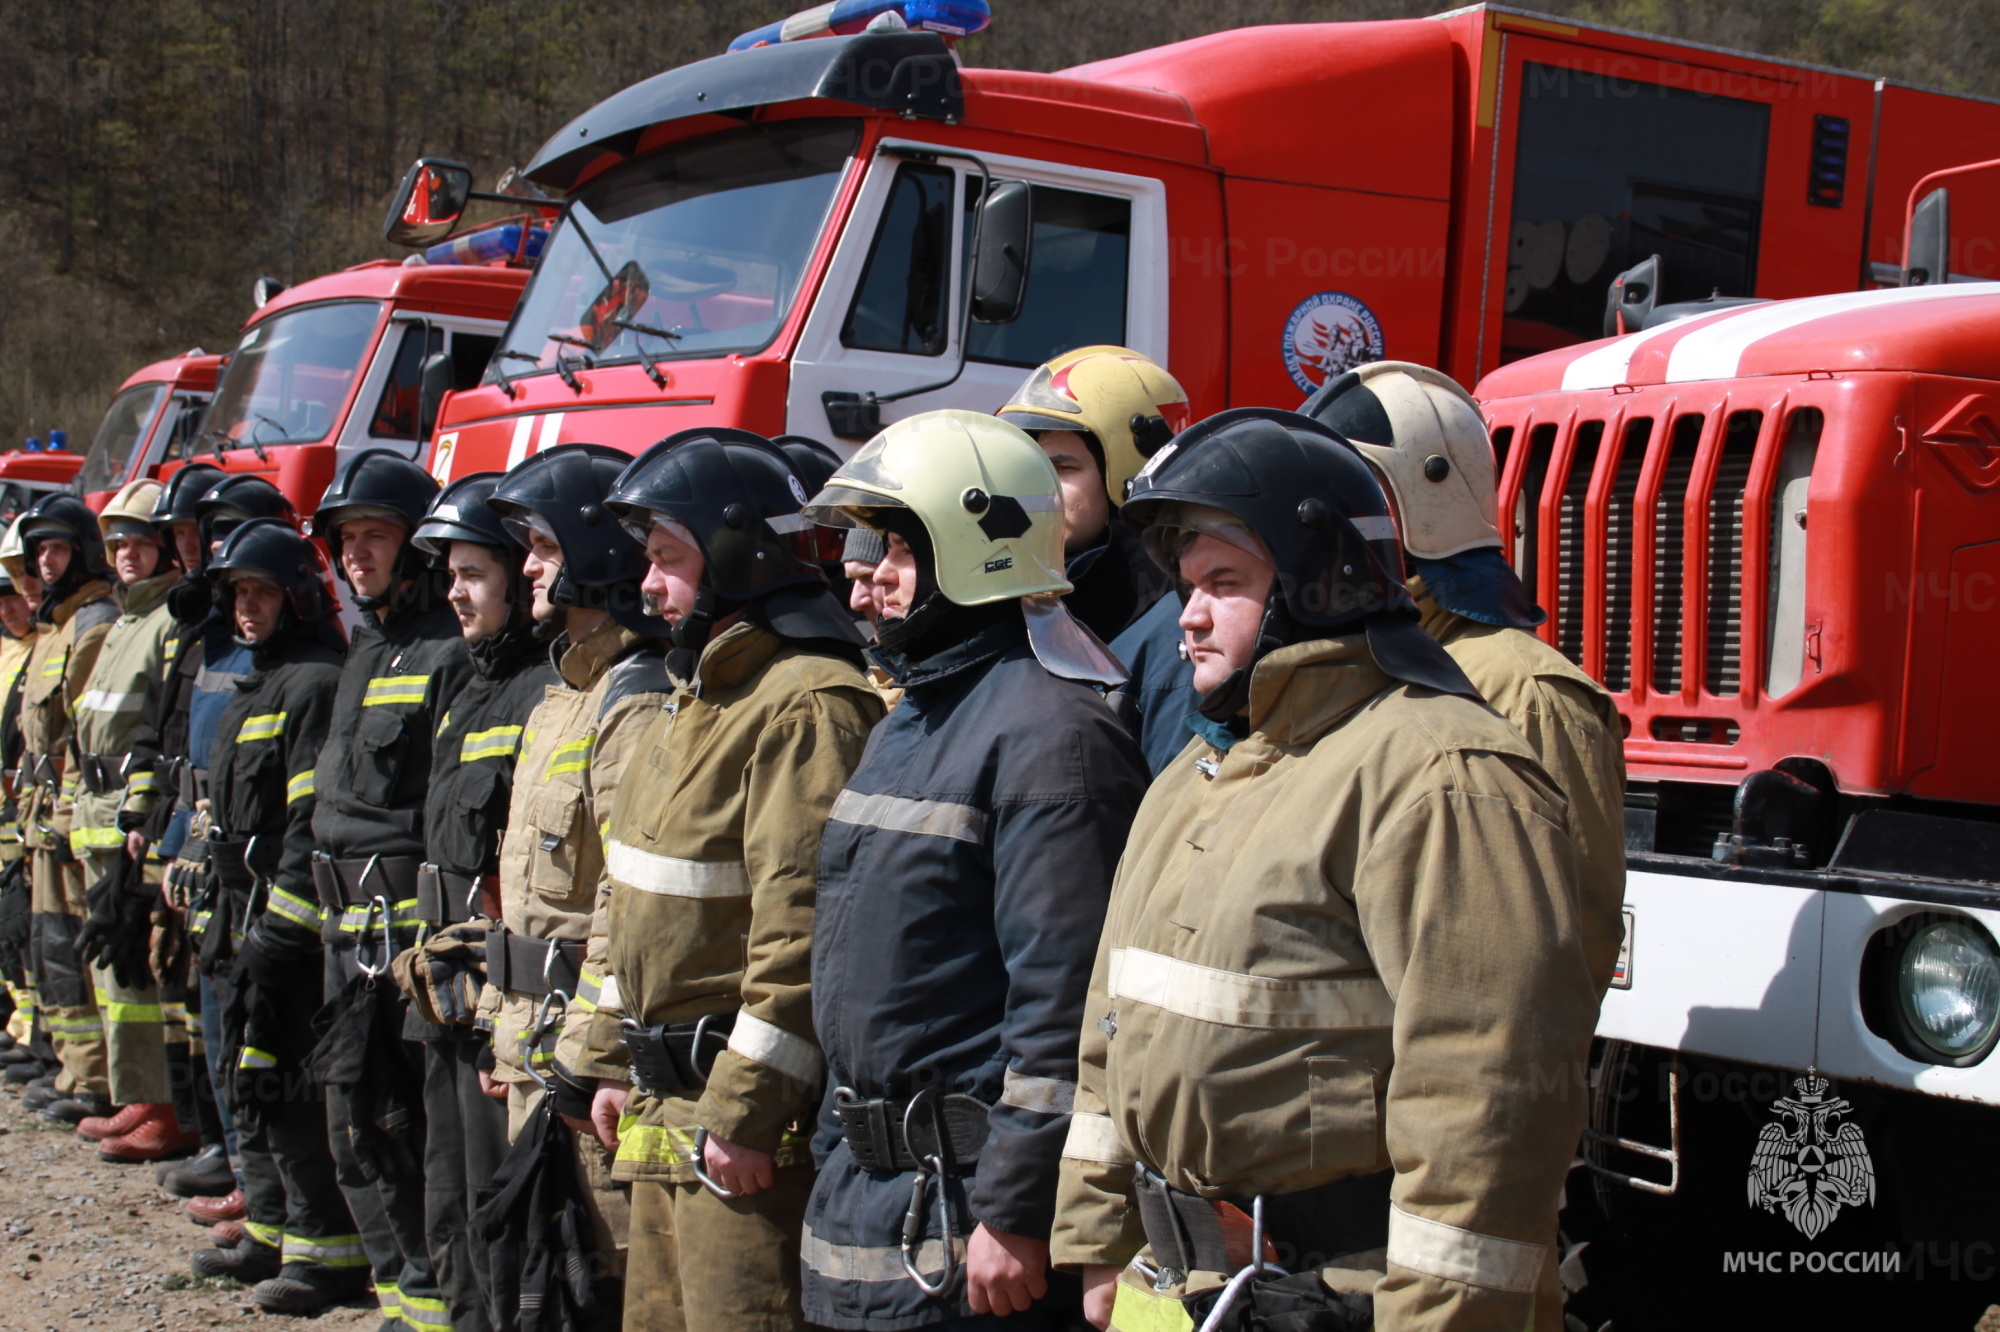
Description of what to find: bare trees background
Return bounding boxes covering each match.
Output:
[2,0,1995,446]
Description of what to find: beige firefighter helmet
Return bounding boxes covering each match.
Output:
[98,479,166,549]
[1300,360,1502,560]
[0,514,27,586]
[998,346,1192,508]
[801,409,1070,606]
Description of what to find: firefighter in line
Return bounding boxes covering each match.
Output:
[998,347,1199,775]
[796,411,1148,1330]
[399,473,559,1332]
[562,430,882,1332]
[188,518,370,1315]
[134,467,280,1235]
[18,494,121,1123]
[471,444,673,1321]
[1303,361,1628,1329]
[1048,408,1601,1332]
[0,531,43,1086]
[66,479,200,1161]
[307,449,473,1332]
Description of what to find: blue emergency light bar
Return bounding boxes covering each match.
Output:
[46,430,65,452]
[729,0,989,52]
[423,223,548,268]
[21,438,39,453]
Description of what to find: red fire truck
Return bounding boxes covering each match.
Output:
[75,351,223,511]
[394,2,2000,476]
[1476,279,2000,1326]
[185,256,531,515]
[0,446,82,526]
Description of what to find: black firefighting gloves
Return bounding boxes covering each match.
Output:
[0,860,28,986]
[76,851,157,990]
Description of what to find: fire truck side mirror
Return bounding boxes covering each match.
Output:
[418,351,453,442]
[1602,253,1662,337]
[1905,186,1950,286]
[384,158,475,249]
[970,179,1034,325]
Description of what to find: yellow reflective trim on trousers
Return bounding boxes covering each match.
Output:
[543,735,594,780]
[239,1047,277,1070]
[400,1292,452,1331]
[48,1015,104,1038]
[1111,1279,1196,1332]
[363,674,431,706]
[461,725,524,763]
[614,1117,698,1168]
[243,1220,284,1250]
[266,886,324,931]
[283,1233,368,1268]
[69,825,126,854]
[237,712,287,743]
[286,769,315,803]
[95,995,164,1025]
[376,1283,404,1317]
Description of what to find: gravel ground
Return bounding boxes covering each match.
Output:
[0,1082,378,1332]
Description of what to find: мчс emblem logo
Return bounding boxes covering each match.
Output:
[1747,1072,1875,1240]
[1282,291,1385,394]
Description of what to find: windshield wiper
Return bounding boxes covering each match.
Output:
[491,349,543,399]
[612,318,681,389]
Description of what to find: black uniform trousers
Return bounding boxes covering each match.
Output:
[423,1032,507,1332]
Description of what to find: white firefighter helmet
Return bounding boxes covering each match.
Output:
[1300,361,1502,560]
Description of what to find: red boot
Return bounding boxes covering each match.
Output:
[210,1220,247,1245]
[96,1105,201,1163]
[186,1189,246,1225]
[76,1103,148,1142]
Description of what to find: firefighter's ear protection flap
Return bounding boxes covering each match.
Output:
[1364,612,1480,699]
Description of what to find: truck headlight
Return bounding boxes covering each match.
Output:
[1896,917,2000,1061]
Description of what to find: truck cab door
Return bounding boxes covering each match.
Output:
[336,316,505,465]
[786,142,1169,448]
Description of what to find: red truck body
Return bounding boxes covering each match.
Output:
[185,259,527,517]
[76,351,223,511]
[425,5,2000,482]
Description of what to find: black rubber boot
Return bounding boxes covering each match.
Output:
[162,1142,236,1198]
[41,1094,113,1124]
[4,1057,53,1084]
[191,1238,284,1284]
[251,1263,371,1314]
[20,1078,61,1111]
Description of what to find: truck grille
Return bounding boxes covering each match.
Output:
[1600,418,1650,691]
[1555,421,1602,665]
[1651,414,1704,695]
[1703,412,1761,697]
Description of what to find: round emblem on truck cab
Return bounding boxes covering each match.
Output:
[1282,291,1385,394]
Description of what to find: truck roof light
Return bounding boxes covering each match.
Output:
[729,0,989,52]
[423,222,549,268]
[22,438,40,453]
[46,431,64,452]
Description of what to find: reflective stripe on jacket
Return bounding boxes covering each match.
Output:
[1049,634,1600,1332]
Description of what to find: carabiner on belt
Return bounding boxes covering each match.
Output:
[899,1088,960,1297]
[355,895,392,978]
[237,835,269,940]
[526,982,570,1091]
[1195,1195,1286,1332]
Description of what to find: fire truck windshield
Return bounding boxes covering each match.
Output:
[488,118,859,386]
[203,300,382,452]
[79,381,168,494]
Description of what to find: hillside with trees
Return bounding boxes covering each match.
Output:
[1,0,1993,446]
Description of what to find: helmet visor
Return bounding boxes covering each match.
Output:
[1139,501,1275,576]
[502,511,561,553]
[799,486,908,530]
